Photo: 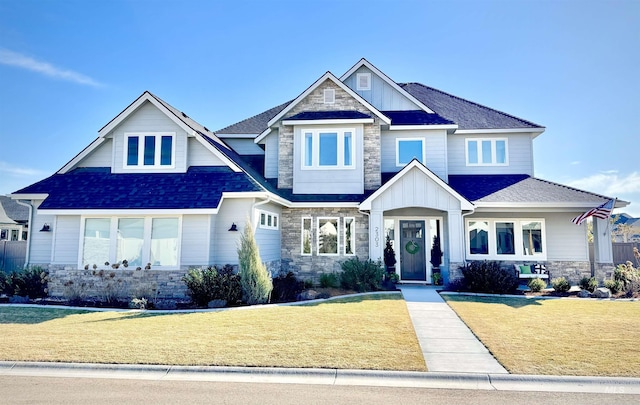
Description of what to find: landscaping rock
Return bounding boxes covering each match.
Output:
[593,288,611,299]
[297,289,319,301]
[577,289,592,298]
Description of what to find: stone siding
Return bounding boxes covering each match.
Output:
[280,207,369,283]
[277,79,381,190]
[593,263,615,283]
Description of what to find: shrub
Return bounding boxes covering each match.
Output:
[460,261,518,294]
[340,257,384,292]
[0,271,8,295]
[527,278,547,292]
[271,272,304,303]
[579,276,598,293]
[551,277,571,293]
[182,265,241,307]
[238,221,272,305]
[319,272,339,288]
[604,279,624,294]
[9,267,48,298]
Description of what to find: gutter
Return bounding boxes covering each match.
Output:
[14,199,33,268]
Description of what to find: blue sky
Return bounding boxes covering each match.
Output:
[1,0,639,216]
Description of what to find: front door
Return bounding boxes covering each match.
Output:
[400,220,427,281]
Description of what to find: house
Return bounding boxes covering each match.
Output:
[9,58,628,299]
[0,195,29,241]
[611,214,640,243]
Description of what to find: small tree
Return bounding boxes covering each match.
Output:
[383,236,396,272]
[237,220,273,305]
[430,235,443,269]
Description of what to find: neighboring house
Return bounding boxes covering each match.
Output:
[10,58,627,299]
[612,214,640,242]
[0,195,29,241]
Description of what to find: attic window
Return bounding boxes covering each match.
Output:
[125,132,176,169]
[324,89,335,104]
[356,73,371,91]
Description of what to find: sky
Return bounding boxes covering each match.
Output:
[0,0,639,216]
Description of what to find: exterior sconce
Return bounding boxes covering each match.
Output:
[40,223,51,232]
[228,223,238,232]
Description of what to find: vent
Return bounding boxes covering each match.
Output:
[357,73,371,91]
[324,88,335,104]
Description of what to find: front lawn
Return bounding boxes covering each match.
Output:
[0,294,426,371]
[444,295,640,377]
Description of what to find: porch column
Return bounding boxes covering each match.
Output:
[369,209,384,261]
[593,217,615,280]
[447,209,465,263]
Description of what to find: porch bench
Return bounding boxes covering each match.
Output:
[514,264,549,280]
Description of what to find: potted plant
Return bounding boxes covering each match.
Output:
[430,235,443,285]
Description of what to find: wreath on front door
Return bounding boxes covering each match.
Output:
[405,240,420,255]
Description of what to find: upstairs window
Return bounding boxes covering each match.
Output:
[302,128,355,169]
[396,138,424,166]
[125,132,175,168]
[466,138,508,166]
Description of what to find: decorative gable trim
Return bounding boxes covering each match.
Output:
[359,159,474,211]
[340,58,436,114]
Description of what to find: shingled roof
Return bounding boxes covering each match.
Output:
[0,195,29,222]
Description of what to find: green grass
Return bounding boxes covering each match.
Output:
[444,295,640,377]
[0,294,426,371]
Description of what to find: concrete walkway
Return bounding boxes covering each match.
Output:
[398,285,508,374]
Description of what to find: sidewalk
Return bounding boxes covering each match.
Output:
[398,285,508,374]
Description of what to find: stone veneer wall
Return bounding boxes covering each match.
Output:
[277,80,381,190]
[593,263,615,283]
[280,207,369,283]
[446,260,593,285]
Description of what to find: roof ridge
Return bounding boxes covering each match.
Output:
[400,82,544,129]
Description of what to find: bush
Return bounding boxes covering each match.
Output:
[238,221,273,305]
[182,265,242,307]
[460,261,518,294]
[614,262,640,290]
[551,277,571,293]
[319,272,339,288]
[340,257,384,292]
[604,279,624,294]
[271,272,304,303]
[8,267,48,298]
[579,276,598,293]
[0,271,8,295]
[527,278,547,292]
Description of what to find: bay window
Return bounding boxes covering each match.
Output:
[466,219,545,259]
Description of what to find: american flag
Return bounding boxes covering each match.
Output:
[571,199,615,225]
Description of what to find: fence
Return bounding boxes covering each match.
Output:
[589,242,640,266]
[0,241,26,272]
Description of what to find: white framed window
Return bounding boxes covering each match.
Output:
[465,138,508,166]
[317,217,339,255]
[324,88,335,104]
[396,138,424,166]
[124,132,176,168]
[356,73,371,90]
[80,216,181,268]
[301,217,312,255]
[302,128,355,169]
[466,219,545,260]
[259,210,279,230]
[344,217,355,255]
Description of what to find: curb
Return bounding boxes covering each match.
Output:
[1,361,638,394]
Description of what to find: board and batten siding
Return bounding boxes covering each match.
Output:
[51,216,80,264]
[253,203,282,262]
[292,125,364,194]
[78,139,113,168]
[381,129,448,180]
[447,133,534,175]
[111,101,188,174]
[263,131,279,179]
[187,138,227,167]
[180,215,211,265]
[343,65,419,111]
[30,201,54,264]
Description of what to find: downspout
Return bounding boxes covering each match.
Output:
[460,207,476,268]
[15,199,33,268]
[251,195,272,231]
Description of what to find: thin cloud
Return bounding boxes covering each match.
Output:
[0,161,49,178]
[568,171,640,196]
[0,48,103,87]
[570,161,580,165]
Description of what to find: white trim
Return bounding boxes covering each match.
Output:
[282,118,373,126]
[216,133,258,139]
[465,218,547,261]
[317,217,340,256]
[455,128,545,135]
[389,124,458,131]
[255,128,272,144]
[396,137,425,167]
[465,138,508,166]
[339,58,435,114]
[258,210,279,230]
[289,202,360,208]
[301,217,312,256]
[59,137,105,173]
[41,208,220,215]
[343,217,356,256]
[9,193,48,200]
[301,127,356,170]
[123,132,176,169]
[356,72,371,91]
[266,72,391,128]
[360,160,474,211]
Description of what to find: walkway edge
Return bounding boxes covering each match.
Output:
[1,361,639,394]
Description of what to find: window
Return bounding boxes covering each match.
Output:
[397,138,424,166]
[324,88,335,104]
[302,217,312,255]
[344,217,355,255]
[81,217,180,268]
[466,138,508,166]
[356,73,371,90]
[318,218,339,255]
[125,132,175,168]
[302,128,355,169]
[466,219,545,259]
[258,211,279,230]
[0,229,7,240]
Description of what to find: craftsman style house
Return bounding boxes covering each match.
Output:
[10,59,626,298]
